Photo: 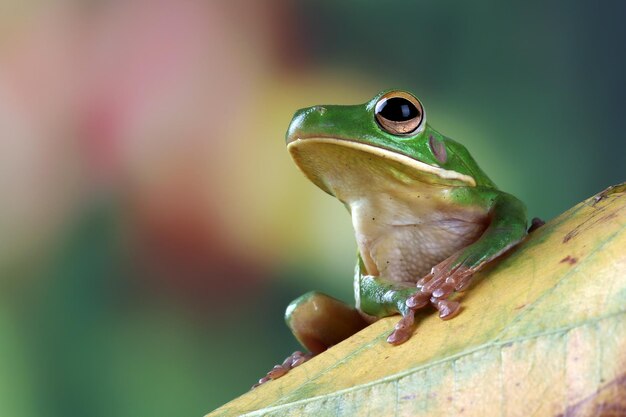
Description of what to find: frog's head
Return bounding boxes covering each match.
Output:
[286,90,494,199]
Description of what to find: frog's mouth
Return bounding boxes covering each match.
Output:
[288,137,475,198]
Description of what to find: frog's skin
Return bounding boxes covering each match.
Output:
[254,90,527,387]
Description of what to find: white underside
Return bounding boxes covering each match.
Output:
[350,192,486,281]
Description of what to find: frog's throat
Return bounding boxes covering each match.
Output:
[287,137,476,187]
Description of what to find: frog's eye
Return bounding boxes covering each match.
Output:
[374,91,423,136]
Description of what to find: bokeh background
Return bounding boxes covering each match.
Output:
[0,0,624,415]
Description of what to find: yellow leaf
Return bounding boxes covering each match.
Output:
[207,183,626,417]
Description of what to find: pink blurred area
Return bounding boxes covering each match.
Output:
[0,0,335,301]
[0,2,373,413]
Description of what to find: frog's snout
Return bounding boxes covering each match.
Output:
[286,105,328,144]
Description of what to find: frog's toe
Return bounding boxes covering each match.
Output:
[266,364,289,379]
[422,260,474,296]
[387,313,415,345]
[252,376,271,388]
[453,273,475,291]
[430,278,456,298]
[416,271,434,287]
[432,298,461,320]
[387,328,412,345]
[406,289,431,309]
[252,351,313,389]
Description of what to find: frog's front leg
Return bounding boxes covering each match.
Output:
[356,274,464,344]
[254,291,367,387]
[356,266,423,345]
[407,191,528,315]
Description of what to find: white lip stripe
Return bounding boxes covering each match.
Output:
[288,138,476,187]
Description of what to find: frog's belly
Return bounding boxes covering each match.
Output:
[352,199,488,283]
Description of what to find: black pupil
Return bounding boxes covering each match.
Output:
[377,97,419,121]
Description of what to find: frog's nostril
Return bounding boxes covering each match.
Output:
[312,106,327,115]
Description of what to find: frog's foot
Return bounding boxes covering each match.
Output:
[423,254,476,295]
[528,217,545,233]
[252,351,313,388]
[406,285,462,320]
[386,288,461,345]
[405,256,472,320]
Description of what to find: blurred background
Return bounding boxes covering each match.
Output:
[0,0,624,415]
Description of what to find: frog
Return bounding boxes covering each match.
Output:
[254,90,528,387]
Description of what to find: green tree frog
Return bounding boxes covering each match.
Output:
[256,90,527,386]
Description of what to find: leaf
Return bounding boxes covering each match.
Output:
[207,184,626,417]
